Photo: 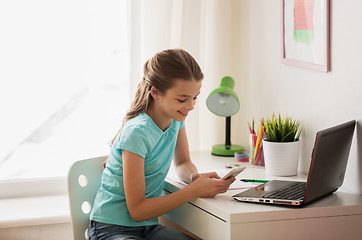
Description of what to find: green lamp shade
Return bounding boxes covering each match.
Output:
[206,76,239,117]
[206,76,244,157]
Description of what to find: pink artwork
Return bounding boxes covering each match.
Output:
[294,0,315,44]
[281,0,330,72]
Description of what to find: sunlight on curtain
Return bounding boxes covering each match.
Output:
[0,0,130,181]
[0,0,234,185]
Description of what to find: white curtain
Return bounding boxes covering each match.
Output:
[128,0,234,151]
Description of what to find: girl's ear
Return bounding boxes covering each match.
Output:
[150,86,160,100]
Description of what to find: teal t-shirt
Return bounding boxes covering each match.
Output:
[90,112,184,226]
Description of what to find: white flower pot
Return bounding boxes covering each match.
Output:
[262,140,300,176]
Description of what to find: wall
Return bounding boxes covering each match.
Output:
[230,0,362,194]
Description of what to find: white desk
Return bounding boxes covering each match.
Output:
[163,151,362,240]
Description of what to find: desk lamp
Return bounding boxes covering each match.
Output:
[206,76,244,156]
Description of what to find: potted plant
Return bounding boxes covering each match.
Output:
[262,113,303,176]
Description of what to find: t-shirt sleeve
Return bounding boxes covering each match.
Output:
[116,125,150,159]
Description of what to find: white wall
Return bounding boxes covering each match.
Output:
[230,0,362,194]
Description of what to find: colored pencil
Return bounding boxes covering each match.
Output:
[253,120,264,163]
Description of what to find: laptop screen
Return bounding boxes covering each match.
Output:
[304,120,356,203]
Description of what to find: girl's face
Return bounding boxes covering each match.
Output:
[154,78,202,123]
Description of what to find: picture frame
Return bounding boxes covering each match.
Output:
[281,0,330,72]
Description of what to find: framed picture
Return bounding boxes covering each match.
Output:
[281,0,330,72]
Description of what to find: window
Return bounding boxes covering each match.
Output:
[0,0,129,191]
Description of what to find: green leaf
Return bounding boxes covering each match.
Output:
[263,113,302,142]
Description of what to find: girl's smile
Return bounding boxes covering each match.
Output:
[177,111,188,117]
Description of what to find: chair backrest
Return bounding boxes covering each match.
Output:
[67,156,107,240]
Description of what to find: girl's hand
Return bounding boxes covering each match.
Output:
[188,172,235,198]
[191,171,219,182]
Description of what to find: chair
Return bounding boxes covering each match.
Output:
[67,156,107,240]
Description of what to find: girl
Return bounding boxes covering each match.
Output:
[88,49,235,240]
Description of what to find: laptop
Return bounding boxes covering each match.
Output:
[233,120,356,206]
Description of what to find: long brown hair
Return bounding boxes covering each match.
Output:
[110,48,204,145]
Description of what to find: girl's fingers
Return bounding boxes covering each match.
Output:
[224,176,236,184]
[202,171,220,179]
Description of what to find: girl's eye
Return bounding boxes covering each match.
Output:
[177,99,186,103]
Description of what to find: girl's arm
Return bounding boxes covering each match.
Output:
[173,126,200,183]
[123,149,196,222]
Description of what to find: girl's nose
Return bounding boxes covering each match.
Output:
[187,99,195,110]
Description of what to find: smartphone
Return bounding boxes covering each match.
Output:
[221,166,246,180]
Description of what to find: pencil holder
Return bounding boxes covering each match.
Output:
[249,133,265,166]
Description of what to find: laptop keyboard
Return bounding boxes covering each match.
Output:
[262,182,306,200]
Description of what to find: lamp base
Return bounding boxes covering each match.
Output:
[211,144,244,157]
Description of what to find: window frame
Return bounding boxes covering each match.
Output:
[0,177,67,198]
